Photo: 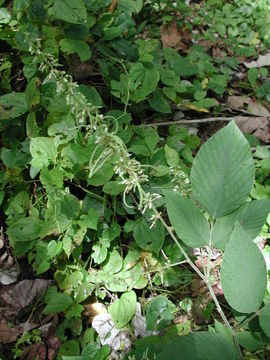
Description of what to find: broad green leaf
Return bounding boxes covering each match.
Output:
[103,250,123,274]
[236,331,263,351]
[88,163,114,186]
[102,181,125,195]
[149,90,171,113]
[212,199,270,250]
[44,293,73,314]
[165,145,179,167]
[7,217,41,242]
[146,296,176,331]
[60,194,81,220]
[30,137,57,168]
[79,85,103,107]
[157,332,237,360]
[47,240,62,259]
[51,0,87,24]
[78,209,99,230]
[248,68,258,88]
[164,190,210,247]
[191,122,255,218]
[220,223,267,313]
[259,303,270,337]
[92,243,108,264]
[164,48,198,77]
[108,290,136,328]
[216,23,226,37]
[0,92,28,119]
[60,38,91,62]
[129,62,160,103]
[133,218,164,254]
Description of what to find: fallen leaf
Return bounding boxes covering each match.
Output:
[227,96,270,117]
[235,116,270,143]
[0,228,19,285]
[0,279,50,319]
[132,303,158,338]
[244,52,270,68]
[92,313,131,358]
[226,96,270,142]
[0,318,24,344]
[161,22,190,52]
[21,342,47,360]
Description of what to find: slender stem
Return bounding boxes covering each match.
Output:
[141,115,264,128]
[147,199,243,359]
[236,311,259,331]
[206,221,214,280]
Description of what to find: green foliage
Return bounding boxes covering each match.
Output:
[0,0,269,358]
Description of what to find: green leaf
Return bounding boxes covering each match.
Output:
[108,290,137,328]
[51,0,87,24]
[216,23,226,37]
[7,217,41,242]
[78,209,99,230]
[236,331,263,351]
[102,181,125,195]
[103,250,123,274]
[79,85,103,107]
[164,190,210,247]
[191,122,255,218]
[146,296,176,331]
[129,62,160,102]
[60,194,81,220]
[30,137,57,168]
[60,38,91,62]
[0,8,11,24]
[92,243,108,264]
[0,92,28,119]
[164,48,198,77]
[157,332,237,360]
[165,145,179,167]
[149,90,171,113]
[212,199,270,250]
[220,223,267,313]
[248,68,258,88]
[259,303,270,337]
[47,240,62,259]
[88,163,114,186]
[44,293,73,314]
[133,218,165,254]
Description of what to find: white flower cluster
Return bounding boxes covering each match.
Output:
[169,166,191,196]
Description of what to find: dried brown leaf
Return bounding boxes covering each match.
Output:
[161,22,190,52]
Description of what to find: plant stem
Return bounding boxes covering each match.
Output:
[148,202,243,359]
[206,221,214,280]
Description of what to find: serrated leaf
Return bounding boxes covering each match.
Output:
[220,223,267,313]
[108,291,137,328]
[191,122,255,218]
[164,190,210,247]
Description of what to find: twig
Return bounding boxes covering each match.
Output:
[142,115,268,127]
